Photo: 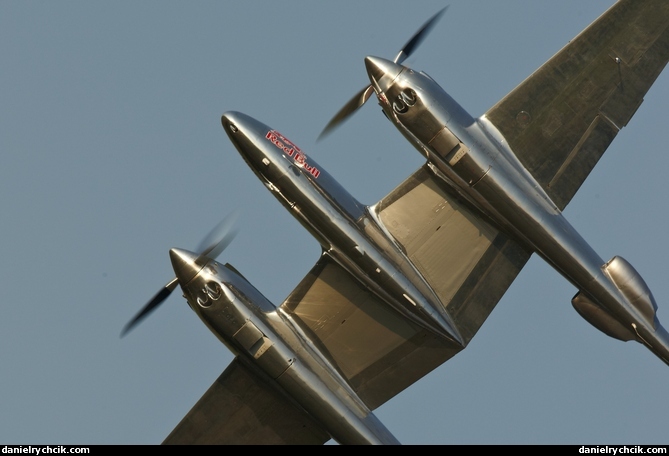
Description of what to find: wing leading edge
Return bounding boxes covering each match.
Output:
[485,0,669,210]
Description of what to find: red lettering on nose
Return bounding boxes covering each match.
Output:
[265,130,321,178]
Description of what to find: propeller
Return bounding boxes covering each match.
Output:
[120,210,240,337]
[317,6,447,141]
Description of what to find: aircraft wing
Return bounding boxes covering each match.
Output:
[282,164,532,409]
[485,0,669,210]
[163,357,330,444]
[163,164,534,440]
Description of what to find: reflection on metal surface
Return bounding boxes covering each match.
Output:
[135,1,669,445]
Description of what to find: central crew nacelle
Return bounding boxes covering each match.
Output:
[221,111,463,345]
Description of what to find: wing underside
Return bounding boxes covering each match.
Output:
[282,166,532,410]
[374,167,532,346]
[161,0,669,444]
[485,0,669,210]
[163,357,330,445]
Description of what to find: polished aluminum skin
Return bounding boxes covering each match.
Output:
[362,56,669,365]
[222,111,464,346]
[168,247,400,445]
[125,3,668,445]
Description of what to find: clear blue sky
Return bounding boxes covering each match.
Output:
[1,0,667,445]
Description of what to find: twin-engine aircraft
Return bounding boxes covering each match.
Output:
[123,0,669,445]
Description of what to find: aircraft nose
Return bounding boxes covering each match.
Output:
[221,111,274,168]
[364,56,402,93]
[221,111,246,136]
[169,248,204,286]
[221,110,273,145]
[222,110,269,137]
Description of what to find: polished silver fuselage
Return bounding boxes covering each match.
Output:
[365,56,669,365]
[222,112,463,345]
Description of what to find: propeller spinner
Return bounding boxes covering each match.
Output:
[120,210,240,337]
[317,6,447,141]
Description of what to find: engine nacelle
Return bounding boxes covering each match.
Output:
[178,257,295,379]
[171,248,401,444]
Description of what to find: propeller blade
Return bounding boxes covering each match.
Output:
[121,211,241,337]
[195,209,240,260]
[317,85,374,141]
[319,7,447,141]
[120,278,179,337]
[393,6,448,65]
